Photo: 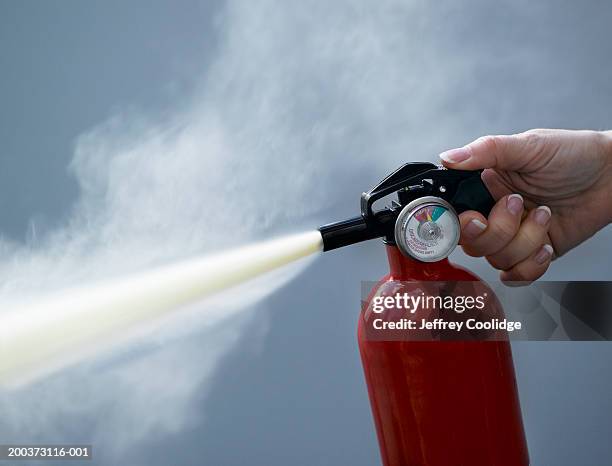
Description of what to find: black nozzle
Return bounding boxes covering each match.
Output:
[319,216,374,252]
[319,211,396,251]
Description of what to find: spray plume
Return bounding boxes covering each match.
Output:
[0,232,322,387]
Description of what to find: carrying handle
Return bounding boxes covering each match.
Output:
[360,162,437,220]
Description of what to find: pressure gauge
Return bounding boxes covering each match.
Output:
[394,196,461,262]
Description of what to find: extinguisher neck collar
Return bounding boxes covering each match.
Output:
[385,244,451,280]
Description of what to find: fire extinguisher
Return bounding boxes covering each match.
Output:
[319,162,529,466]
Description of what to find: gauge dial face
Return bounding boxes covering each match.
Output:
[395,197,460,262]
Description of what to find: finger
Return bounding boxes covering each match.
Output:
[459,194,524,257]
[439,131,545,171]
[500,244,554,285]
[458,211,488,243]
[487,206,552,270]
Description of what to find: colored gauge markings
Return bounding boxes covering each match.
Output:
[414,206,433,223]
[431,206,446,222]
[414,205,447,223]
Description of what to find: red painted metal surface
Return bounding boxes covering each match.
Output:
[358,245,529,466]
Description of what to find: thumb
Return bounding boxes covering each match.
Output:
[439,133,534,171]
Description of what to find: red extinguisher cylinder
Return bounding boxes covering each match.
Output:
[358,245,529,466]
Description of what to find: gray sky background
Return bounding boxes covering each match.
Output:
[1,1,612,465]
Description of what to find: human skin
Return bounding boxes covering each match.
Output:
[439,129,612,283]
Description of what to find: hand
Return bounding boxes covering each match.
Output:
[440,129,612,282]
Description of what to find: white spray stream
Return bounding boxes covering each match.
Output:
[0,231,322,387]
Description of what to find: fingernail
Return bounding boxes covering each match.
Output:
[534,244,554,264]
[506,194,523,216]
[534,206,551,226]
[463,219,487,239]
[439,147,471,164]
